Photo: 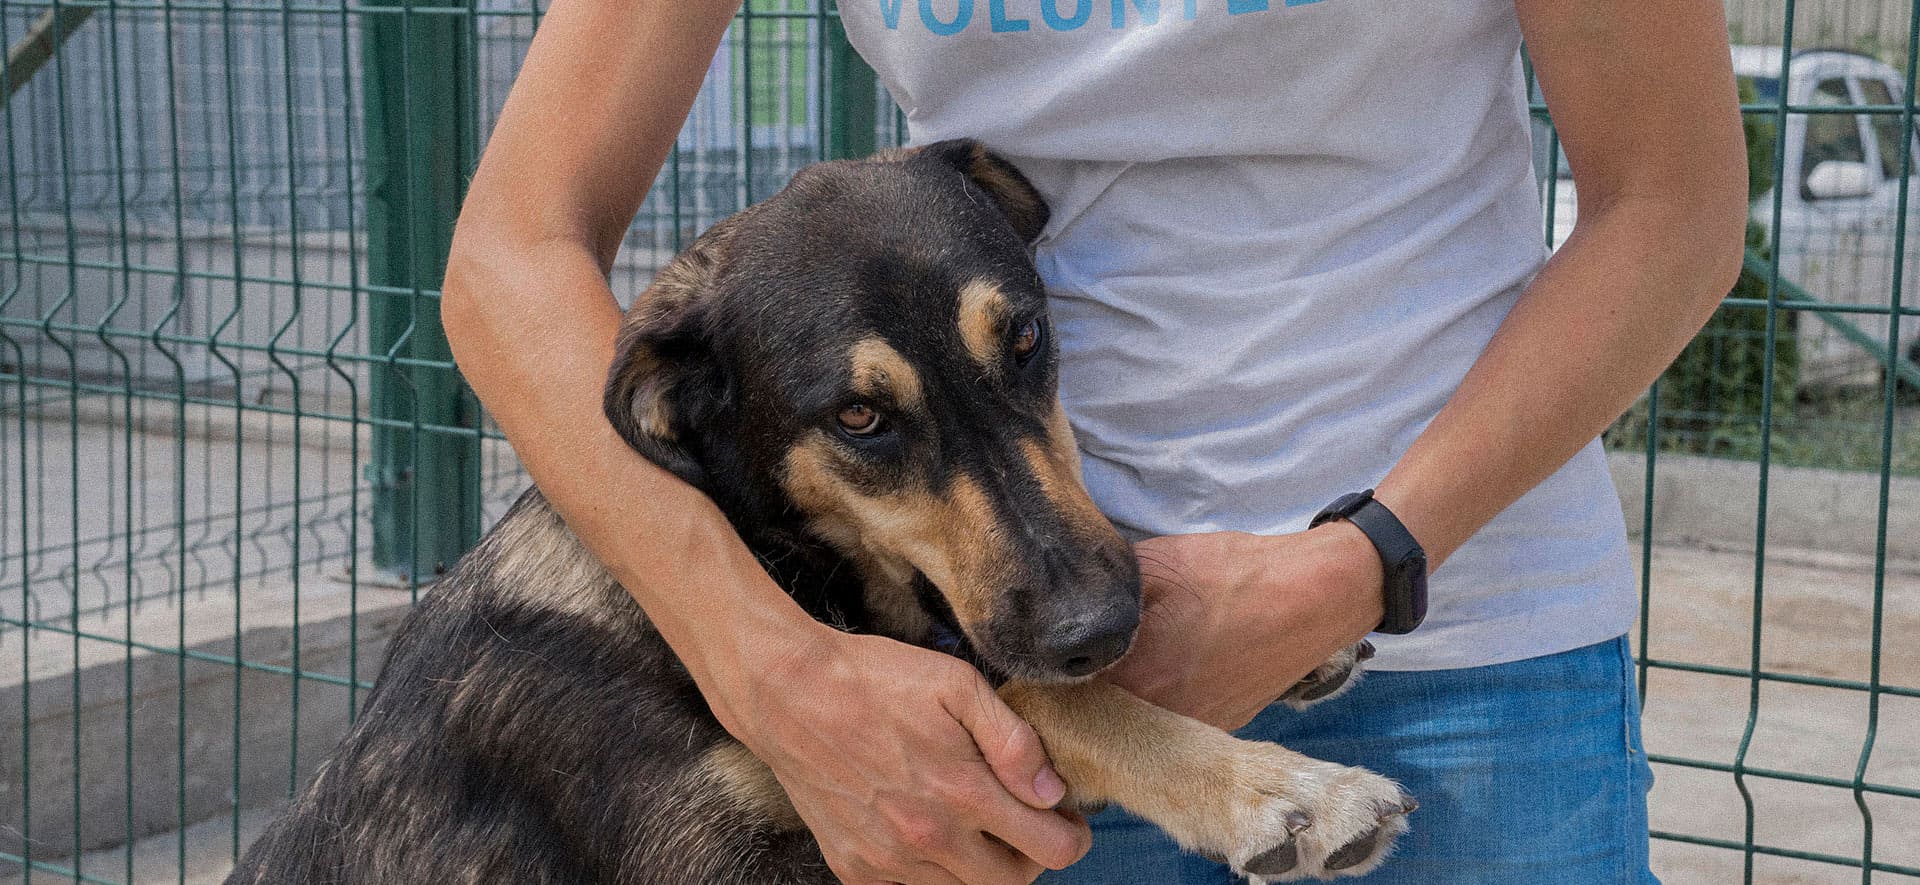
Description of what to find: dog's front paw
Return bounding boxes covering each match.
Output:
[1189,740,1413,882]
[1278,640,1372,710]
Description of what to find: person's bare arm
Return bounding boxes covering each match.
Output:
[440,3,1088,881]
[1371,0,1748,558]
[1106,0,1747,728]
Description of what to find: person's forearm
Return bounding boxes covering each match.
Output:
[1375,194,1746,568]
[436,0,819,703]
[1371,0,1749,567]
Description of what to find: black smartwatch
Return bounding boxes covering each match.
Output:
[1310,489,1429,635]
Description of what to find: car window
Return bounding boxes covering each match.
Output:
[1859,77,1912,178]
[1802,77,1869,197]
[1739,76,1781,200]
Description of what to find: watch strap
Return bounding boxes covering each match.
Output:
[1310,490,1429,635]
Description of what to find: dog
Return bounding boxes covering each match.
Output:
[226,140,1413,885]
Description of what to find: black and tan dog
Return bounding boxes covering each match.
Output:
[228,141,1413,885]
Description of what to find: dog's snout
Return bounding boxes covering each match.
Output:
[1037,603,1139,678]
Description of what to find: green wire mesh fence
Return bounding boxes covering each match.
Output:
[1532,3,1920,881]
[0,0,1913,882]
[0,1,895,880]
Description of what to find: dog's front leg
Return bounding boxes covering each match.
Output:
[998,681,1414,883]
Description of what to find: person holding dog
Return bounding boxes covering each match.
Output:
[441,0,1746,882]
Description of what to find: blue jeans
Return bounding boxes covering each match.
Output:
[1039,636,1657,884]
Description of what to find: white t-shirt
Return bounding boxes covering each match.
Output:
[837,0,1637,670]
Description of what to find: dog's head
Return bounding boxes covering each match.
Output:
[605,140,1139,682]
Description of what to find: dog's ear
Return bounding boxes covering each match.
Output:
[913,139,1050,244]
[604,223,735,489]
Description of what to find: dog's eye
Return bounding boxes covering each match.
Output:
[836,403,883,436]
[1012,319,1043,363]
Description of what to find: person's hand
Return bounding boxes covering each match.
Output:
[1101,525,1386,731]
[711,629,1092,885]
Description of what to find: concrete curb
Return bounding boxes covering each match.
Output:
[0,579,414,863]
[1610,452,1919,572]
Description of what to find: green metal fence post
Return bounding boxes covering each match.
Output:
[823,3,877,161]
[360,0,482,583]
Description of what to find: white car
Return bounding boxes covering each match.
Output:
[1540,46,1920,389]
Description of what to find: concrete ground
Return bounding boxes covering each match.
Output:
[1,807,274,885]
[1,399,525,866]
[1639,545,1920,884]
[4,540,1914,884]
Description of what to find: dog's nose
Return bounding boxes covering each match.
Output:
[1038,604,1140,678]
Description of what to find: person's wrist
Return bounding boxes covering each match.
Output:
[1235,529,1383,643]
[1302,521,1388,637]
[704,617,846,737]
[1371,475,1455,570]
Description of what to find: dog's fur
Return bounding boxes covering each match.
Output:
[228,141,1411,885]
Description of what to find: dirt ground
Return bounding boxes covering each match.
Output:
[1639,545,1920,883]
